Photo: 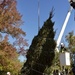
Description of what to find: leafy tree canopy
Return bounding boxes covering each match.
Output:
[0,0,28,74]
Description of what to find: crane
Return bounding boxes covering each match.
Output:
[56,0,75,52]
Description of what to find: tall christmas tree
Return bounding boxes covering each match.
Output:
[21,10,56,75]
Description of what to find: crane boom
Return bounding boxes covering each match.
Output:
[57,7,73,49]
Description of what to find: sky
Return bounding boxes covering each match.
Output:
[16,0,75,61]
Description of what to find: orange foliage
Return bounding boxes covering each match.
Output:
[0,0,25,38]
[0,0,28,55]
[0,0,28,73]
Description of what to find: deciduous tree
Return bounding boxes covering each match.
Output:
[0,0,28,74]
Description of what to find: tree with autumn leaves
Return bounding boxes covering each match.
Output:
[0,0,28,75]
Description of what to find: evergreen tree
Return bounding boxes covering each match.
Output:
[21,11,56,75]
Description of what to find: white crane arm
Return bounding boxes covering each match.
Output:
[57,7,73,49]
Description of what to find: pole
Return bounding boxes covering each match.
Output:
[38,0,40,32]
